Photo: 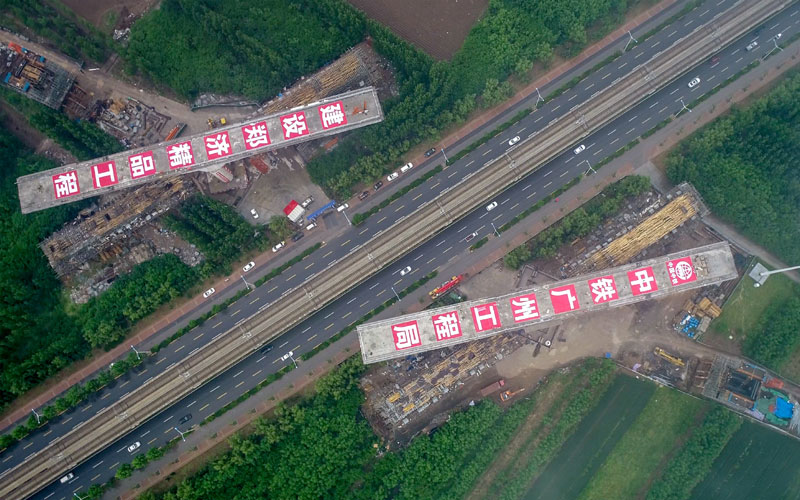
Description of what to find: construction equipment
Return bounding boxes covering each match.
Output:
[207,118,214,129]
[429,275,464,299]
[500,388,525,401]
[480,379,505,397]
[220,117,227,125]
[654,347,685,367]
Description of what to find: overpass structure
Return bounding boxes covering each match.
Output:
[2,0,792,497]
[16,87,383,214]
[357,243,738,363]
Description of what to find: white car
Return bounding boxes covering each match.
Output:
[127,441,141,453]
[508,136,520,146]
[301,196,314,208]
[242,261,255,272]
[486,201,498,211]
[400,266,412,276]
[400,162,414,173]
[306,222,318,231]
[203,288,215,299]
[387,172,399,182]
[272,241,285,253]
[687,77,701,88]
[573,144,586,155]
[746,40,758,51]
[465,231,478,242]
[249,208,259,219]
[60,473,75,484]
[336,203,349,212]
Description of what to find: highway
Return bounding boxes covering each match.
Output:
[4,0,798,497]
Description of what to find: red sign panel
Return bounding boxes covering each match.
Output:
[318,101,347,130]
[91,161,118,189]
[588,275,619,304]
[128,151,156,180]
[242,121,271,150]
[432,311,462,341]
[666,257,697,286]
[166,141,195,169]
[627,266,659,295]
[470,302,501,333]
[509,293,540,323]
[203,131,233,161]
[52,170,80,199]
[549,284,580,314]
[391,320,421,350]
[280,111,309,140]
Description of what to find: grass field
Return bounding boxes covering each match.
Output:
[522,375,655,500]
[690,421,800,500]
[577,387,709,500]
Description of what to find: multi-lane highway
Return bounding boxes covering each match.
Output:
[5,0,799,497]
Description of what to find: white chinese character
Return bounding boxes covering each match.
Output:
[433,312,460,340]
[511,295,540,322]
[393,323,420,350]
[205,133,230,158]
[168,143,194,168]
[243,123,270,149]
[92,162,117,188]
[319,103,346,128]
[129,153,155,178]
[282,113,308,138]
[53,171,79,198]
[472,304,500,331]
[551,288,579,310]
[631,269,655,292]
[590,278,617,303]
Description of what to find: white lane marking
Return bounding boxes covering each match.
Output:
[659,106,668,114]
[543,182,552,188]
[560,170,569,178]
[256,356,266,363]
[610,137,619,145]
[618,62,627,70]
[650,41,660,49]
[501,198,510,205]
[414,254,424,261]
[233,370,244,378]
[735,56,743,63]
[522,184,532,191]
[607,128,616,136]
[708,75,716,82]
[302,326,311,334]
[626,127,636,135]
[700,9,709,16]
[92,460,104,469]
[186,401,196,408]
[527,191,537,199]
[668,30,677,37]
[346,296,357,304]
[635,51,644,59]
[628,114,638,122]
[585,83,594,91]
[517,127,526,134]
[163,415,173,423]
[731,48,740,55]
[601,72,611,80]
[543,170,552,178]
[670,88,679,95]
[369,282,380,290]
[642,117,652,124]
[568,94,577,101]
[210,385,220,393]
[684,19,694,27]
[769,22,779,30]
[457,225,467,232]
[436,240,446,247]
[593,148,603,156]
[552,104,561,111]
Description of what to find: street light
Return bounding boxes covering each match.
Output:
[281,351,298,368]
[490,222,500,237]
[624,30,638,51]
[534,87,544,106]
[676,98,692,117]
[579,159,595,175]
[753,264,800,287]
[340,207,352,226]
[763,35,783,59]
[31,408,40,424]
[130,344,141,360]
[240,274,253,290]
[173,427,187,442]
[390,286,401,301]
[441,146,448,163]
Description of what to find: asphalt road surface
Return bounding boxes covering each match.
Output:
[12,0,799,497]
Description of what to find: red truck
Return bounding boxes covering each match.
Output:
[479,379,505,397]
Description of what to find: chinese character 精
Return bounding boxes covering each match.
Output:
[167,142,194,169]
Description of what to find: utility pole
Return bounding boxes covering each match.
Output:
[281,351,298,368]
[624,30,638,51]
[340,207,352,226]
[763,34,783,59]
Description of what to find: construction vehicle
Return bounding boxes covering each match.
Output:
[207,118,214,129]
[479,379,505,397]
[654,347,685,367]
[429,275,464,299]
[500,388,525,401]
[164,122,186,141]
[220,117,227,125]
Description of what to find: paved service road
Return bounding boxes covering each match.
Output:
[10,0,799,497]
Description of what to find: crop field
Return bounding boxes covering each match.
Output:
[522,375,654,500]
[690,421,800,500]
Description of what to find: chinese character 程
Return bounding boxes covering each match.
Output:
[167,142,195,169]
[242,121,270,150]
[204,132,232,160]
[471,303,501,333]
[52,170,80,199]
[280,112,309,140]
[432,311,462,341]
[392,320,421,350]
[129,151,156,179]
[628,267,658,295]
[91,161,118,189]
[318,101,347,129]
[509,293,540,323]
[588,276,618,304]
[550,285,580,314]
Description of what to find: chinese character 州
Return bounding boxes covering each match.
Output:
[167,142,195,169]
[52,170,80,199]
[392,320,421,350]
[588,276,618,304]
[550,285,580,314]
[281,112,309,140]
[628,267,658,295]
[432,311,462,341]
[509,293,540,323]
[471,303,501,333]
[318,101,347,129]
[242,121,270,150]
[128,151,156,179]
[91,161,118,189]
[204,132,232,160]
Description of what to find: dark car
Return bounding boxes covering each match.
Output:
[179,414,192,424]
[260,344,274,354]
[424,148,436,157]
[709,55,720,64]
[373,181,383,191]
[358,190,369,200]
[291,232,304,242]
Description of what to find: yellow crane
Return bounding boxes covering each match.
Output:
[654,347,685,367]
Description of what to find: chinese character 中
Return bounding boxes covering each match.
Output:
[630,269,656,292]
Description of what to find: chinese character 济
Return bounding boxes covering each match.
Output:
[281,112,308,139]
[204,132,231,160]
[392,321,421,350]
[129,152,155,179]
[167,142,194,169]
[510,293,540,323]
[53,170,80,199]
[242,122,270,150]
[432,311,461,341]
[318,101,347,129]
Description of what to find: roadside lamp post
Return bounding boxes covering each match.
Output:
[534,87,544,106]
[579,159,596,175]
[173,427,187,442]
[74,493,86,500]
[753,265,800,288]
[341,207,352,226]
[763,35,783,59]
[31,408,40,424]
[624,30,638,51]
[491,222,501,237]
[240,274,253,290]
[282,351,298,368]
[441,146,448,164]
[391,286,401,301]
[676,98,692,117]
[130,344,141,360]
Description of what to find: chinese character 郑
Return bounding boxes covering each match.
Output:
[588,276,618,304]
[91,161,118,189]
[204,132,232,160]
[52,170,80,199]
[432,311,461,341]
[129,151,156,179]
[550,285,580,314]
[392,321,421,350]
[509,293,540,323]
[167,142,195,169]
[242,121,270,150]
[318,101,347,129]
[471,303,501,333]
[628,267,658,295]
[280,112,309,140]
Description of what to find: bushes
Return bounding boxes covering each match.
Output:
[646,406,741,500]
[742,297,800,370]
